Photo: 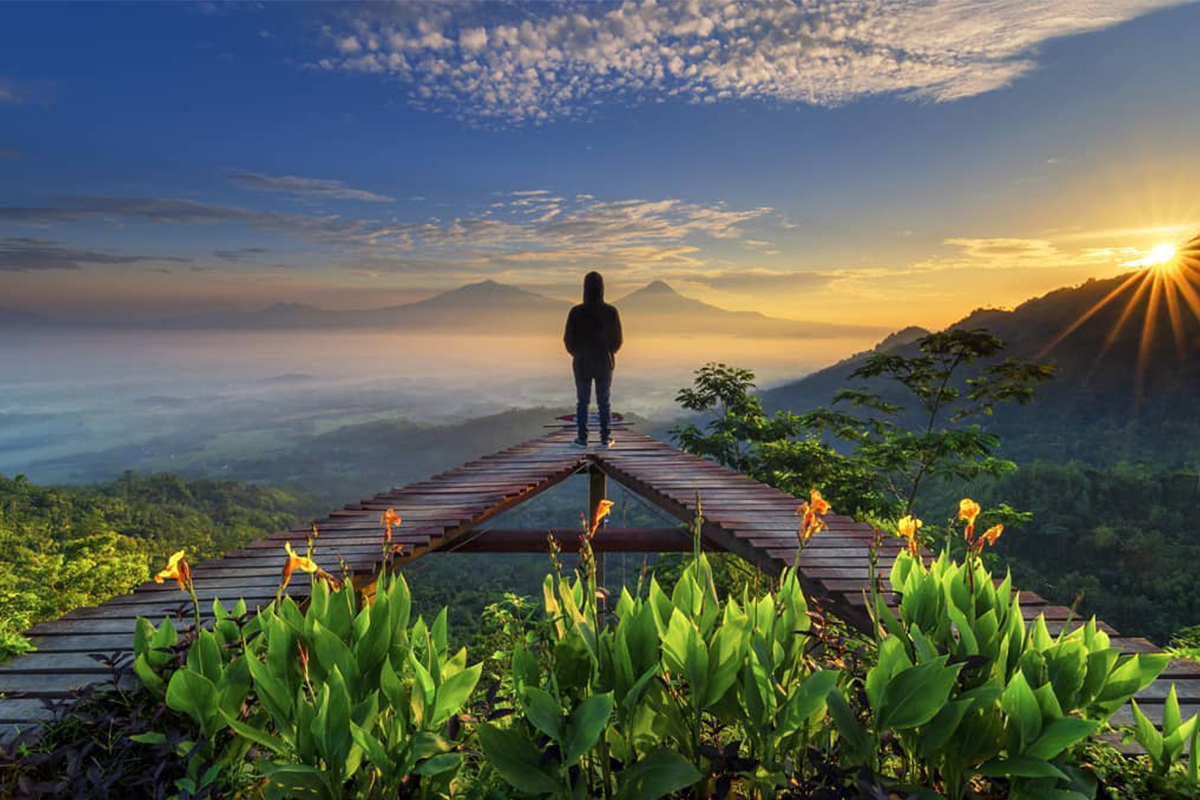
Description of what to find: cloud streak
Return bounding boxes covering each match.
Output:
[315,0,1184,125]
[0,237,192,272]
[228,170,394,202]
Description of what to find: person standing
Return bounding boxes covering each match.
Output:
[563,271,622,447]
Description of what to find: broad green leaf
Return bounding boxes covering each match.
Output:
[259,762,335,800]
[1131,701,1163,763]
[522,686,565,743]
[414,752,462,776]
[1025,717,1097,761]
[826,689,871,767]
[1001,671,1043,752]
[432,662,482,727]
[220,709,289,755]
[979,755,1067,780]
[776,670,838,740]
[616,750,701,800]
[476,723,561,795]
[878,658,961,731]
[565,692,614,762]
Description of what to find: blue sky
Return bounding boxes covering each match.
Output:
[2,0,1199,327]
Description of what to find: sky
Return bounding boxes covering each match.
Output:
[2,0,1200,329]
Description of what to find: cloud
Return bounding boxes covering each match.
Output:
[0,195,373,243]
[0,237,192,272]
[0,76,53,106]
[213,246,269,262]
[315,0,1184,125]
[228,170,394,202]
[0,190,772,278]
[687,269,836,294]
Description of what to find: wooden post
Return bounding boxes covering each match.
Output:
[589,467,607,592]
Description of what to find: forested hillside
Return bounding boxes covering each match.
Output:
[928,461,1200,643]
[0,472,304,658]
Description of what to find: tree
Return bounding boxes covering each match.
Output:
[670,363,889,518]
[802,328,1054,516]
[671,330,1053,521]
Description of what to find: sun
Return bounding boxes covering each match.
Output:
[1039,233,1200,382]
[1144,242,1177,269]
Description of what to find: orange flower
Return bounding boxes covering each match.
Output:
[958,498,981,541]
[589,499,615,537]
[380,508,402,543]
[154,550,191,592]
[896,515,922,556]
[796,489,831,544]
[280,541,320,593]
[981,524,1004,547]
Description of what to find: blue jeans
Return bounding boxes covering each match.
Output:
[574,366,612,442]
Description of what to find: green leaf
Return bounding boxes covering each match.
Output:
[476,723,561,795]
[826,689,872,767]
[220,709,289,755]
[565,692,614,762]
[433,662,482,727]
[133,653,166,695]
[979,755,1067,780]
[259,762,335,800]
[1025,717,1097,761]
[1131,701,1164,764]
[166,668,219,736]
[129,731,168,745]
[776,670,839,740]
[350,721,391,772]
[616,750,701,800]
[313,666,353,772]
[1001,671,1043,752]
[877,658,961,731]
[414,752,462,776]
[522,686,565,743]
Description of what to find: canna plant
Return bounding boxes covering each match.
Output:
[133,512,484,800]
[479,498,842,800]
[1128,685,1200,786]
[831,536,1173,800]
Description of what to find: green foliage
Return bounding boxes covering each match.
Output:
[944,460,1200,643]
[134,572,482,799]
[847,549,1173,800]
[802,328,1054,516]
[670,363,889,518]
[0,471,303,660]
[670,331,1053,522]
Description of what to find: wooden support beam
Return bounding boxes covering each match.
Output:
[436,528,719,553]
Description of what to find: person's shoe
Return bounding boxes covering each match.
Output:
[571,437,588,448]
[602,437,616,448]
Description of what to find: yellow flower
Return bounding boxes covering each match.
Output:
[896,515,922,556]
[589,499,615,537]
[958,498,981,540]
[381,508,402,542]
[154,549,191,592]
[981,524,1004,547]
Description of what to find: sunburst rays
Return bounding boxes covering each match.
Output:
[1039,234,1200,381]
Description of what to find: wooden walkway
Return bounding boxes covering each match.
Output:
[1,418,1196,734]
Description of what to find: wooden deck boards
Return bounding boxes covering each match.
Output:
[1,418,1196,736]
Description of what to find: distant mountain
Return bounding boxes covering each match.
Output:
[762,243,1200,464]
[615,280,884,339]
[9,279,886,339]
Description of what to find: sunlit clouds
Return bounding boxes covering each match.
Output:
[315,0,1188,126]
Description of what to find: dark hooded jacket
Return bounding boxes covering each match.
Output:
[564,272,623,378]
